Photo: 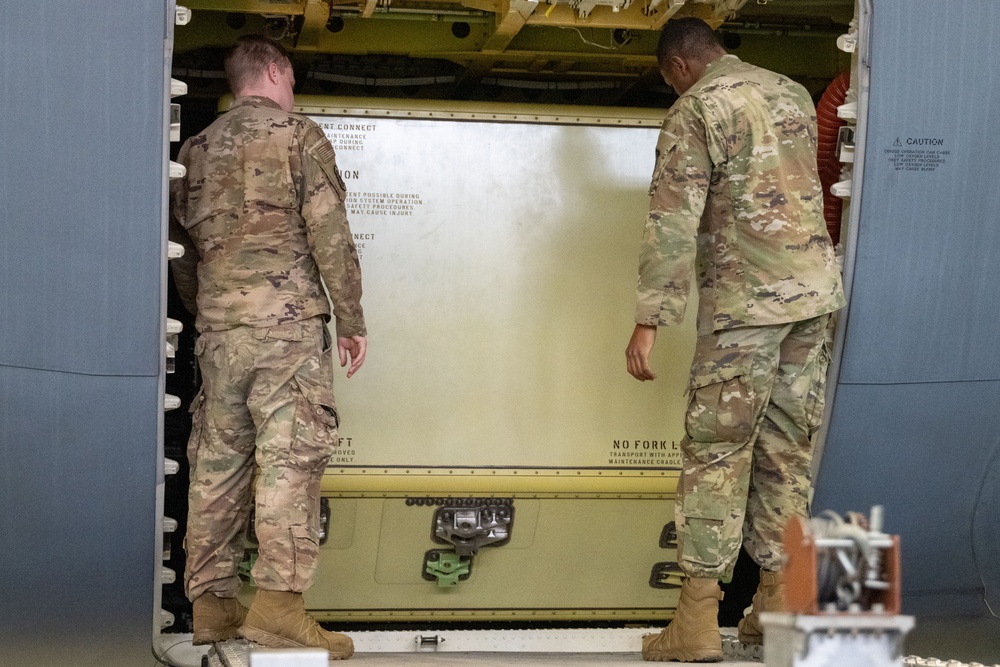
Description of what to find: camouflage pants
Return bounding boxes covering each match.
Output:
[675,314,832,580]
[184,316,340,601]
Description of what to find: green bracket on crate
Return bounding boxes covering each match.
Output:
[423,550,471,588]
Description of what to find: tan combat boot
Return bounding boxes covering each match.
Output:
[240,590,354,660]
[192,593,248,645]
[737,568,786,645]
[642,577,724,663]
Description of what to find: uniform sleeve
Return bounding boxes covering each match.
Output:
[635,97,713,327]
[168,141,200,316]
[299,125,367,338]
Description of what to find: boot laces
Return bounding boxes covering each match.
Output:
[286,607,324,640]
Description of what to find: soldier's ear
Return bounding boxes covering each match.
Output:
[669,56,688,78]
[266,61,281,85]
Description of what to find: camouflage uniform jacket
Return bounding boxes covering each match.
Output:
[636,55,845,335]
[170,96,366,338]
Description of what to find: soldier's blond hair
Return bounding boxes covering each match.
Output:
[657,18,725,67]
[224,35,293,94]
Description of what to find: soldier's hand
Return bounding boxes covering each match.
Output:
[338,335,367,378]
[626,324,658,381]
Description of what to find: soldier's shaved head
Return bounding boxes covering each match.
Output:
[656,18,726,69]
[224,35,293,95]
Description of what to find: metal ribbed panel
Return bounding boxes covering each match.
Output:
[0,3,173,665]
[816,2,1000,619]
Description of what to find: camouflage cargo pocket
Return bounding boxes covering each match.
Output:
[290,373,340,471]
[802,341,831,434]
[685,346,757,445]
[680,496,728,569]
[289,523,319,590]
[186,388,206,465]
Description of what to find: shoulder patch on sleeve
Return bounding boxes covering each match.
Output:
[313,133,336,164]
[304,125,335,163]
[303,125,347,199]
[649,128,680,197]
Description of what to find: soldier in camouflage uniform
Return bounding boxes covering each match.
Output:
[169,35,365,660]
[625,19,845,662]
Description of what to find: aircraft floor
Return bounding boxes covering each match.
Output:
[339,655,758,665]
[152,631,762,667]
[154,647,762,667]
[153,616,1000,667]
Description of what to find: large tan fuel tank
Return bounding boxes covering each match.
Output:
[238,97,697,621]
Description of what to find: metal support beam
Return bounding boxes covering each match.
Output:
[296,0,331,49]
[482,0,538,53]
